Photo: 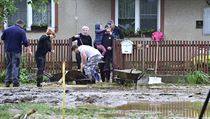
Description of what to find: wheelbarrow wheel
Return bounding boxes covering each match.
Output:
[116,79,124,85]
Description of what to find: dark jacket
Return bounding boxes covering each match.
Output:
[35,35,52,57]
[1,25,29,53]
[112,26,124,39]
[72,33,92,46]
[102,32,114,58]
[94,24,105,44]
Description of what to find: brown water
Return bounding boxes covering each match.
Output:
[116,101,210,118]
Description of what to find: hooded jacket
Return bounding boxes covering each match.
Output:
[94,24,105,44]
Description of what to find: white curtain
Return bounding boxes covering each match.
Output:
[32,0,51,26]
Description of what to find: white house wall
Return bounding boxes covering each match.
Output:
[27,0,111,40]
[164,0,209,41]
[26,0,210,41]
[59,0,112,39]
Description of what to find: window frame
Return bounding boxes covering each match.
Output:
[115,0,161,32]
[5,0,55,32]
[203,7,210,35]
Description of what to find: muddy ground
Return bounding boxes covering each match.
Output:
[0,84,209,107]
[0,83,210,118]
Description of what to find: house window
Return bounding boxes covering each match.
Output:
[118,0,135,31]
[140,0,158,30]
[7,0,27,26]
[7,0,55,31]
[32,1,51,27]
[116,0,160,33]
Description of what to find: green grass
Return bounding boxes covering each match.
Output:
[0,102,173,119]
[0,103,120,119]
[0,103,55,118]
[1,102,161,119]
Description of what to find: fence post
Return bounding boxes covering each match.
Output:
[68,38,72,70]
[113,40,123,69]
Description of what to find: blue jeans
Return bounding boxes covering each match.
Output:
[5,52,21,85]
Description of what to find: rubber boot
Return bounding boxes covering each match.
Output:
[37,76,43,87]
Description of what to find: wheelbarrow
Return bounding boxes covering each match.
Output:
[113,69,144,88]
[49,70,95,84]
[28,69,95,85]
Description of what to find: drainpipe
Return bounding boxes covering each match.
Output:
[75,0,78,34]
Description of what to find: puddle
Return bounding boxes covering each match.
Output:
[116,101,210,118]
[1,85,210,118]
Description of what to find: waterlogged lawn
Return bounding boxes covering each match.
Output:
[1,102,208,119]
[0,103,142,119]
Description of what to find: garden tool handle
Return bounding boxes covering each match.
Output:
[199,89,210,119]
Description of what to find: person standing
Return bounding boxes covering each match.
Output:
[71,45,102,82]
[99,25,114,82]
[1,19,32,87]
[108,20,124,39]
[35,28,55,87]
[71,26,92,69]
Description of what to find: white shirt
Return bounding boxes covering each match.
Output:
[78,45,102,58]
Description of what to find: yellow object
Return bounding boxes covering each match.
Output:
[192,55,210,64]
[62,61,66,119]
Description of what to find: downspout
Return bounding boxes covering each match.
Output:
[75,0,78,34]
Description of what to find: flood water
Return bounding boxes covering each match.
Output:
[116,101,210,119]
[1,85,210,118]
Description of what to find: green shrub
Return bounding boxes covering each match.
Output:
[19,56,30,83]
[0,70,6,83]
[0,68,31,84]
[20,68,30,83]
[0,56,33,84]
[185,71,210,84]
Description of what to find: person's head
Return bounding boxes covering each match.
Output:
[46,28,56,39]
[95,23,102,30]
[71,45,79,53]
[81,26,89,36]
[105,24,111,33]
[16,19,25,28]
[108,20,115,29]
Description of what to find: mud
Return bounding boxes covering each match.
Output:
[0,84,209,108]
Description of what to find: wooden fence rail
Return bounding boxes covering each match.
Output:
[0,39,210,75]
[113,40,210,75]
[0,39,72,74]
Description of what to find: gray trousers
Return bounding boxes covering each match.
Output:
[5,52,21,85]
[84,54,102,77]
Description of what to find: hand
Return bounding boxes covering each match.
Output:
[75,35,80,38]
[28,51,33,56]
[26,47,32,56]
[51,50,55,53]
[80,63,84,72]
[107,47,112,50]
[49,34,54,39]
